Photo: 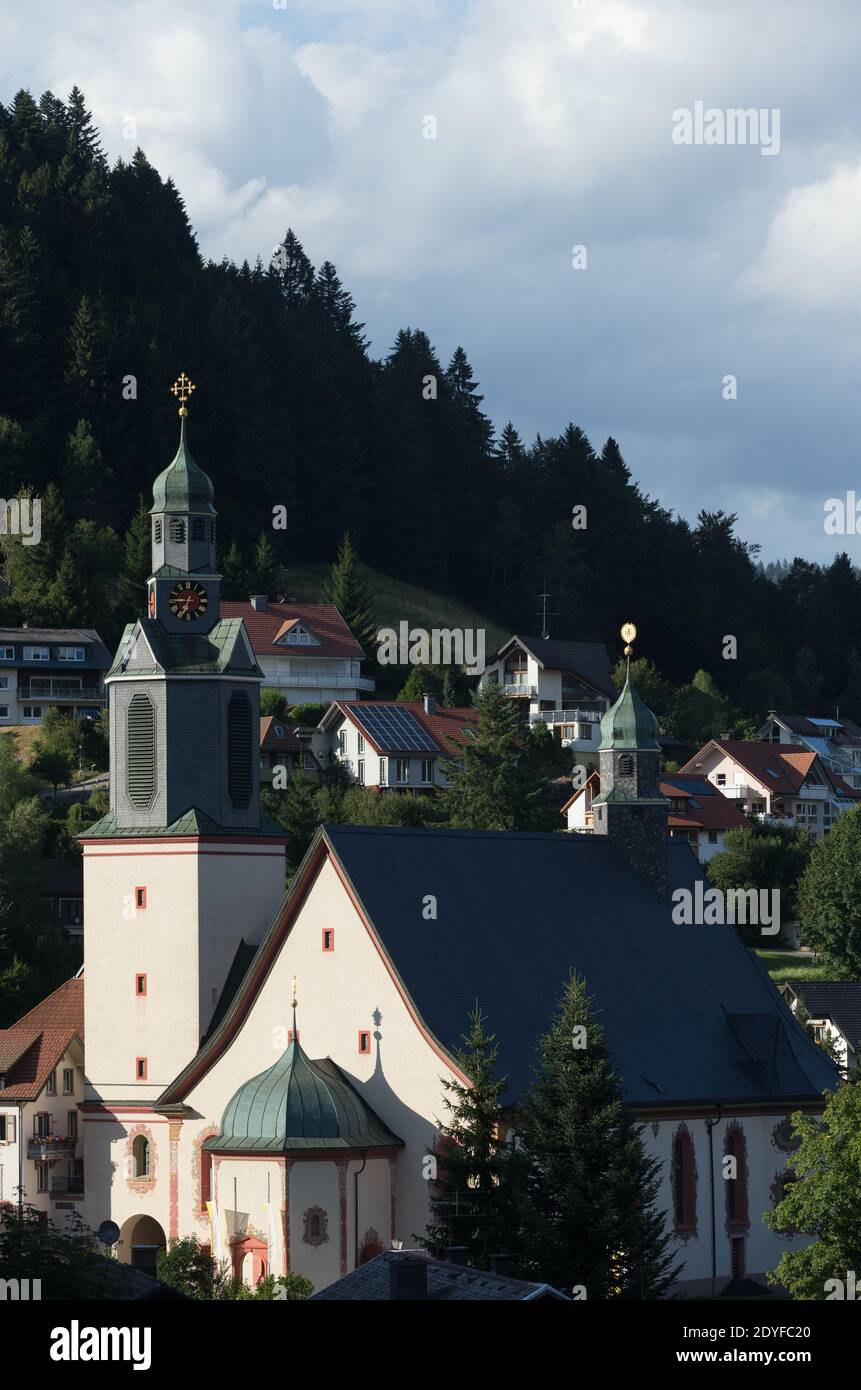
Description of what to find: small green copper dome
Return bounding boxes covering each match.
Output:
[598,670,661,751]
[150,417,216,516]
[202,1034,403,1154]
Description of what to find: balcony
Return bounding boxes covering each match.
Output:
[529,709,601,726]
[502,680,538,698]
[50,1172,84,1196]
[263,674,375,691]
[18,683,104,702]
[28,1136,78,1159]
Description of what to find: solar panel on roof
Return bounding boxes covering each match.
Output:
[352,704,439,753]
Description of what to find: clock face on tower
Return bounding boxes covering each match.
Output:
[168,580,209,622]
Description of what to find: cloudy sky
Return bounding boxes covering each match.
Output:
[2,0,860,562]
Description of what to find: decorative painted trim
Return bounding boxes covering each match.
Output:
[125,1123,157,1195]
[302,1205,329,1247]
[192,1125,220,1223]
[771,1116,802,1155]
[723,1120,750,1236]
[670,1122,697,1240]
[336,1159,348,1275]
[168,1120,182,1239]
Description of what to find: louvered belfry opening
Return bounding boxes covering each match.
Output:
[127,692,155,807]
[228,691,253,808]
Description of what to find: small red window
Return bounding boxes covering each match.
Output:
[135,1057,148,1080]
[135,974,147,997]
[322,928,335,952]
[358,1030,371,1055]
[135,887,147,910]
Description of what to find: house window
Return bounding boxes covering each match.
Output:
[132,1134,151,1179]
[0,678,7,689]
[357,733,365,753]
[716,773,726,786]
[135,974,147,996]
[396,759,409,784]
[338,730,346,755]
[135,886,147,909]
[135,1057,148,1081]
[420,759,433,783]
[0,647,14,660]
[0,1117,5,1141]
[37,1161,49,1192]
[169,517,186,543]
[708,830,718,844]
[68,1111,77,1141]
[578,723,593,741]
[322,929,335,952]
[0,707,8,719]
[23,706,42,721]
[46,1070,57,1096]
[357,759,365,784]
[24,646,50,662]
[58,647,85,662]
[62,1068,74,1095]
[358,1030,371,1054]
[34,1113,51,1138]
[379,759,387,786]
[672,1125,696,1233]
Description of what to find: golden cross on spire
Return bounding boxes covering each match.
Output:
[170,371,196,416]
[621,621,637,660]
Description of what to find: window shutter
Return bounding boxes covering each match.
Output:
[227,692,253,808]
[127,693,155,807]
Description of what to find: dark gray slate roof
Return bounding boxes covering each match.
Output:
[311,1250,568,1301]
[323,824,838,1108]
[785,981,861,1055]
[501,635,615,698]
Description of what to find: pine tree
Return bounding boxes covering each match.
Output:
[516,974,679,1299]
[220,540,249,600]
[441,668,458,707]
[442,683,556,831]
[418,1005,523,1267]
[246,532,282,598]
[396,665,429,702]
[63,418,112,520]
[321,533,377,654]
[119,496,152,614]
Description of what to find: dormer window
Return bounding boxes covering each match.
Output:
[169,517,186,544]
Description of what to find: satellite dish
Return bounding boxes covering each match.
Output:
[98,1220,120,1248]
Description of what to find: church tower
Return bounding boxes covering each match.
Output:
[591,623,669,900]
[81,376,286,1120]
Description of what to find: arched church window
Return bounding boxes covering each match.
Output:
[724,1123,749,1229]
[169,517,186,544]
[619,753,634,776]
[132,1134,150,1179]
[227,692,253,808]
[672,1125,696,1234]
[127,693,155,808]
[191,518,205,541]
[153,519,162,544]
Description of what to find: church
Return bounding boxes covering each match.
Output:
[13,382,837,1295]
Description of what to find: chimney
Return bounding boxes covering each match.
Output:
[446,1246,469,1266]
[388,1255,428,1300]
[249,594,268,612]
[423,694,437,716]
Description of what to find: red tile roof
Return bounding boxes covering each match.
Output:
[259,715,306,752]
[220,601,366,660]
[661,777,749,832]
[680,740,815,796]
[0,977,83,1102]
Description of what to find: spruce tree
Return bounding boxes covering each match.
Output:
[441,668,458,708]
[246,532,282,598]
[516,974,679,1299]
[418,1005,523,1267]
[321,533,377,654]
[119,496,152,615]
[396,665,429,702]
[442,683,556,831]
[220,540,249,599]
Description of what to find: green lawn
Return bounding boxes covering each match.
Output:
[755,951,831,984]
[285,562,510,657]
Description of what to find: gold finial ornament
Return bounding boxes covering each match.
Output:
[170,371,196,416]
[291,976,298,1009]
[621,621,637,659]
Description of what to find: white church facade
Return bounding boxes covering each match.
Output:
[6,389,837,1296]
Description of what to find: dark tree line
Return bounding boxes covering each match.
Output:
[2,88,861,717]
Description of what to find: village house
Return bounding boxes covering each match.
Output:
[678,738,860,840]
[221,597,374,704]
[0,627,110,726]
[781,982,861,1077]
[318,695,478,792]
[259,715,322,787]
[562,769,748,863]
[479,635,615,767]
[759,712,861,792]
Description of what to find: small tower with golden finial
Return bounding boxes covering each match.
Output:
[591,622,669,901]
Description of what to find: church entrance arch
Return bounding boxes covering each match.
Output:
[231,1234,268,1286]
[118,1214,167,1272]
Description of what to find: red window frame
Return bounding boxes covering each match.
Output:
[135,886,147,910]
[135,973,147,997]
[322,928,335,952]
[135,1057,148,1081]
[358,1030,371,1055]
